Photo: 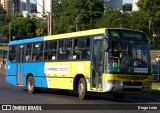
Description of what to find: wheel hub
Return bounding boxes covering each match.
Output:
[79,83,84,95]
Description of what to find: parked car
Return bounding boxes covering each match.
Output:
[155,55,160,62]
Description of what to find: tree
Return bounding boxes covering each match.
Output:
[96,7,129,28]
[0,4,6,15]
[137,0,160,42]
[0,13,47,40]
[53,0,104,34]
[0,4,9,39]
[123,3,132,11]
[10,14,36,40]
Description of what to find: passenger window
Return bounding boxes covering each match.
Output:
[25,44,32,62]
[44,41,57,60]
[58,40,72,60]
[73,37,90,59]
[9,46,17,62]
[32,42,44,61]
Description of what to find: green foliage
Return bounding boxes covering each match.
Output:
[53,0,104,34]
[10,14,36,39]
[137,0,160,43]
[0,13,47,40]
[0,4,6,15]
[123,3,132,11]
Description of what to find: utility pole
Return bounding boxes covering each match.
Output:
[9,22,11,41]
[48,16,50,35]
[50,0,53,35]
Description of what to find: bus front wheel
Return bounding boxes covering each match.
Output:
[27,76,36,94]
[78,78,88,100]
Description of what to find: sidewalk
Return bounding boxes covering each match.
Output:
[0,64,6,74]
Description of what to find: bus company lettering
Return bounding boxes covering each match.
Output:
[44,65,69,74]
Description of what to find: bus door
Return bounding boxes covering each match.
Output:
[16,45,25,86]
[91,41,103,90]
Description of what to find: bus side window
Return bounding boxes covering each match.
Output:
[44,41,57,60]
[58,40,72,60]
[25,44,32,62]
[32,42,44,61]
[9,46,16,62]
[26,54,31,61]
[76,37,90,59]
[81,49,89,59]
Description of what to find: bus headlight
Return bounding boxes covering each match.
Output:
[107,80,121,85]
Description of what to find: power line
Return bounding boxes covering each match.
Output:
[33,0,49,14]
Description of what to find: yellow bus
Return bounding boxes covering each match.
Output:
[6,28,152,100]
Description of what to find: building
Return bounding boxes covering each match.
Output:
[19,0,31,14]
[13,0,20,13]
[132,0,139,11]
[30,2,37,13]
[1,0,12,16]
[105,0,123,10]
[0,0,31,16]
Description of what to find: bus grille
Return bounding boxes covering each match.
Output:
[123,88,142,92]
[123,82,143,86]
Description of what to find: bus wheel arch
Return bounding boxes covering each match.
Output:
[73,74,88,100]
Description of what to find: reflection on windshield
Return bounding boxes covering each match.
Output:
[106,40,149,73]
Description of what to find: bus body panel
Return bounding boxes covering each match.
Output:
[6,62,17,85]
[6,60,91,90]
[45,61,91,90]
[6,75,17,86]
[23,62,47,87]
[102,73,152,92]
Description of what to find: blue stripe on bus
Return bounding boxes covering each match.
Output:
[23,62,48,88]
[9,37,44,45]
[6,61,48,88]
[6,75,17,85]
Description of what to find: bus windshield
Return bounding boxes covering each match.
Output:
[106,39,150,74]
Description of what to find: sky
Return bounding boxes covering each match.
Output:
[123,0,132,4]
[31,0,132,4]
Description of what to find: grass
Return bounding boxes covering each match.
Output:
[151,82,160,93]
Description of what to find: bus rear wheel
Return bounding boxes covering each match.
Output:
[27,76,36,94]
[78,78,88,100]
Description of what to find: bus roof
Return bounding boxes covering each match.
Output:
[9,36,44,45]
[9,28,106,45]
[8,28,145,45]
[45,28,106,41]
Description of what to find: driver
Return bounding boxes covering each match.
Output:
[120,51,130,66]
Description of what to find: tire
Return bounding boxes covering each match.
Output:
[113,93,125,101]
[27,76,36,94]
[78,78,88,100]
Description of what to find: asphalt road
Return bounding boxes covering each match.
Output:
[0,65,160,113]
